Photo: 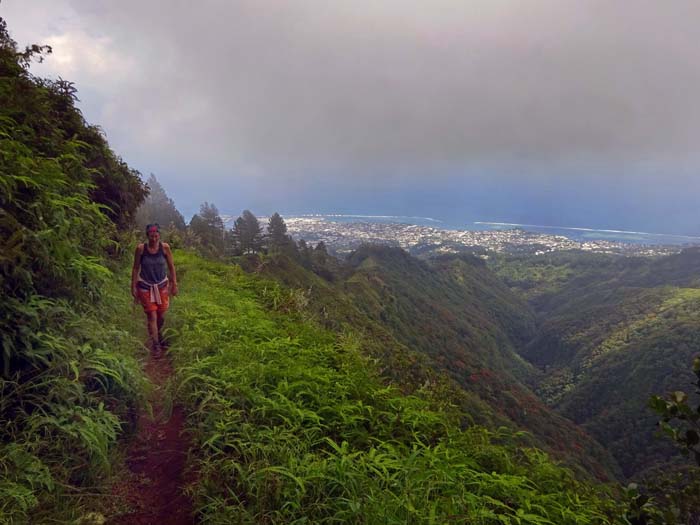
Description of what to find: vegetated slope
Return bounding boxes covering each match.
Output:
[0,19,147,522]
[490,249,700,478]
[345,247,536,385]
[258,246,620,480]
[170,251,623,524]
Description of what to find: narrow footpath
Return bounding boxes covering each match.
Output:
[109,351,194,524]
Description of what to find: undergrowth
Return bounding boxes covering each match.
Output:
[0,272,146,524]
[171,252,621,524]
[1,19,148,523]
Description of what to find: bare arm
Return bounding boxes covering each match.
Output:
[163,243,178,296]
[131,244,144,298]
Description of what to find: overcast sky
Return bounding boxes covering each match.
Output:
[3,1,700,232]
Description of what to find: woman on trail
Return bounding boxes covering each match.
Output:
[131,224,178,358]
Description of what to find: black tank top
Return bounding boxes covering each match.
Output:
[139,242,167,287]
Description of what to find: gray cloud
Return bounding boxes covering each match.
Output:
[5,2,700,167]
[3,0,700,227]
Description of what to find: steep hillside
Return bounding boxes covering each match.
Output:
[170,251,624,523]
[345,247,536,384]
[258,246,621,479]
[491,249,700,477]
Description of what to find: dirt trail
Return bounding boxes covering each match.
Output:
[110,352,194,524]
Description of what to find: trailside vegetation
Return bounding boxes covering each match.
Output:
[170,251,623,524]
[0,18,146,522]
[650,356,700,466]
[640,357,700,524]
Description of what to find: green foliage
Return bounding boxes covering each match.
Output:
[615,359,700,525]
[188,201,225,256]
[491,250,700,478]
[0,280,145,523]
[0,15,146,374]
[649,357,700,465]
[0,18,146,522]
[267,212,297,257]
[229,209,265,255]
[170,252,620,524]
[0,443,53,522]
[0,17,146,232]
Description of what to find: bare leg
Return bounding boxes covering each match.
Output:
[146,311,160,354]
[157,312,166,346]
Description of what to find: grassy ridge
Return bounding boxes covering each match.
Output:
[171,252,620,523]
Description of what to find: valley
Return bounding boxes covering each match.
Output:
[257,224,700,481]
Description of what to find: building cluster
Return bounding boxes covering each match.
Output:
[283,217,683,257]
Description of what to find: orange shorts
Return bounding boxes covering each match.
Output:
[138,286,170,314]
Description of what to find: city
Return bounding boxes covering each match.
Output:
[280,216,683,257]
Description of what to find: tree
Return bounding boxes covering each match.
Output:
[267,212,296,255]
[228,216,246,255]
[135,173,186,232]
[267,212,287,246]
[297,239,312,268]
[230,210,264,254]
[189,202,225,255]
[243,210,264,253]
[314,241,328,265]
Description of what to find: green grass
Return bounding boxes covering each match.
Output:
[170,252,621,524]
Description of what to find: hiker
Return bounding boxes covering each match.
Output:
[131,223,178,358]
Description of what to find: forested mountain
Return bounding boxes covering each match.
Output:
[261,242,700,483]
[490,249,700,478]
[258,246,621,479]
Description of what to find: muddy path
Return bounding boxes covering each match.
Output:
[109,352,194,524]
